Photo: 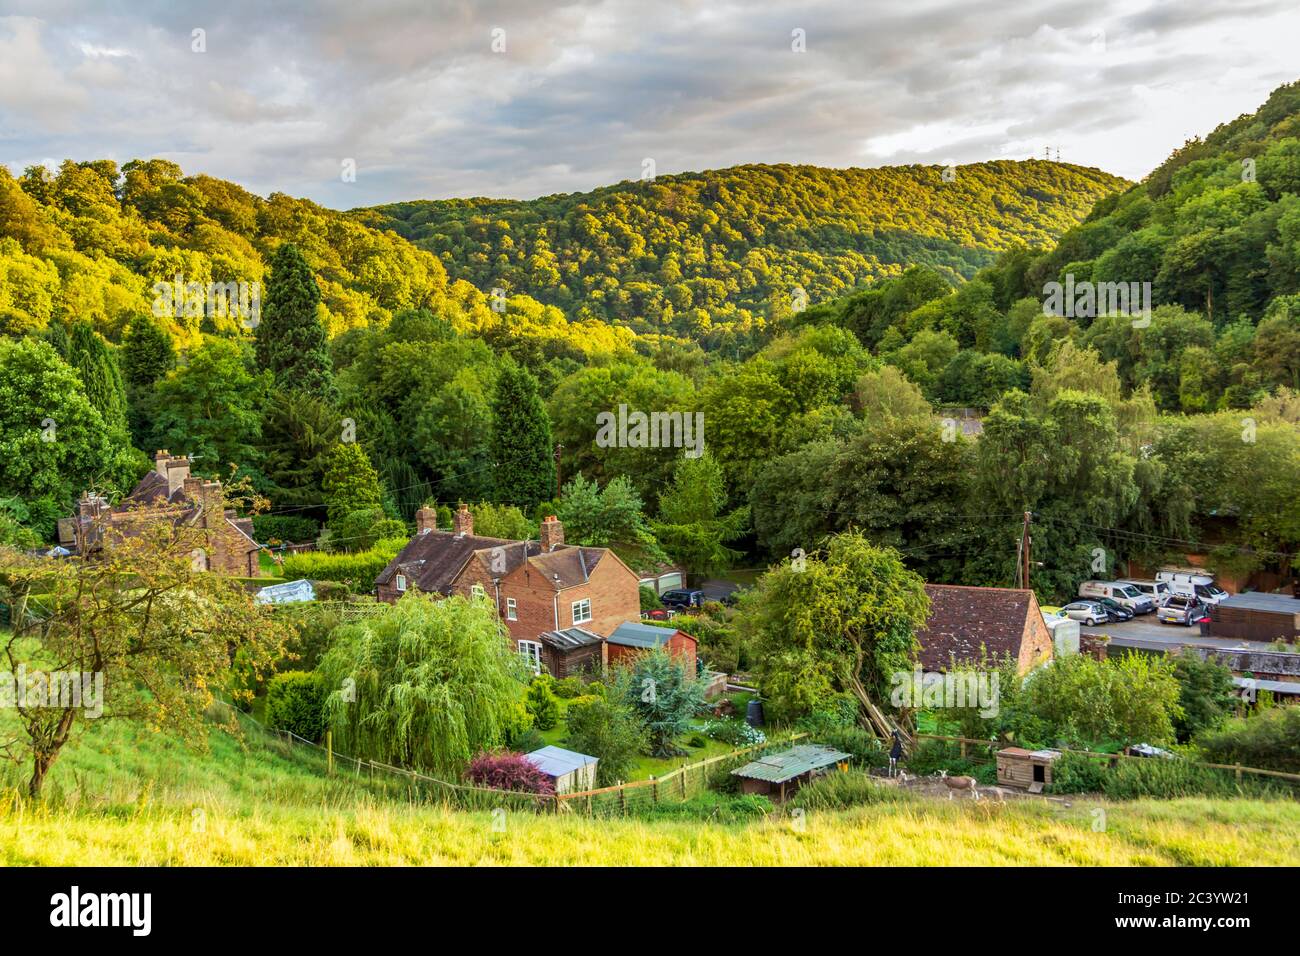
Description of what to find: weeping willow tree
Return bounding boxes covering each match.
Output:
[318,594,526,774]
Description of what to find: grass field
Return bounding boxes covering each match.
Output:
[1,714,1297,866]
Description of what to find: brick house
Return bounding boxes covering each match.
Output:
[374,505,642,674]
[58,450,260,576]
[914,584,1054,674]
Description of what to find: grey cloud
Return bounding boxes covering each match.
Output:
[0,0,1296,206]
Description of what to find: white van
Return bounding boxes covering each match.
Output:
[1119,579,1173,607]
[1156,569,1229,605]
[1078,580,1156,614]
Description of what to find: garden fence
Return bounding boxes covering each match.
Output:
[553,733,809,817]
[216,699,804,815]
[912,733,1300,796]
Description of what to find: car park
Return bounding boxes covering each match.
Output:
[1078,580,1156,614]
[1157,594,1206,626]
[1118,579,1173,607]
[1060,600,1109,626]
[1156,569,1229,604]
[1095,597,1134,622]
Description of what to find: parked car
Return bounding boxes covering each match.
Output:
[1060,600,1109,626]
[1078,580,1156,614]
[1039,605,1067,620]
[1156,569,1229,604]
[1118,578,1173,607]
[660,588,705,611]
[1157,594,1206,626]
[1095,597,1134,622]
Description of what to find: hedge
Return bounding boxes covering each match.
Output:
[280,537,407,592]
[252,515,321,545]
[266,671,328,742]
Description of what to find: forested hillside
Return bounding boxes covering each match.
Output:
[359,161,1126,344]
[0,84,1296,600]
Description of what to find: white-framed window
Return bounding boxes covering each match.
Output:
[395,573,407,592]
[506,597,517,621]
[471,583,486,599]
[519,641,542,675]
[571,598,592,624]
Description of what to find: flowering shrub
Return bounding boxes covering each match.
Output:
[465,750,555,795]
[701,718,765,747]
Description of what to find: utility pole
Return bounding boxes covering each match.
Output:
[1021,511,1033,591]
[554,443,564,501]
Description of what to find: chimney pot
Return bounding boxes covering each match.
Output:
[416,506,438,534]
[453,502,473,537]
[540,515,564,552]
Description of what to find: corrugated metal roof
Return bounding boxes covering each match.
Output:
[608,621,677,648]
[1217,593,1300,614]
[730,745,851,783]
[525,745,597,778]
[539,626,603,649]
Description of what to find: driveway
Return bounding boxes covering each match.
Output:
[1080,616,1281,654]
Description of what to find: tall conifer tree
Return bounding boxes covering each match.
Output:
[255,243,337,404]
[491,359,555,509]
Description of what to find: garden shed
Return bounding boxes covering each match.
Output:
[730,744,851,800]
[996,748,1062,792]
[525,746,598,794]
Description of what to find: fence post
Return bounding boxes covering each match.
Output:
[326,729,333,776]
[620,785,627,814]
[652,776,658,804]
[1235,764,1243,783]
[681,768,688,798]
[959,739,967,759]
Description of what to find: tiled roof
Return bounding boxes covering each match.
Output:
[915,584,1040,671]
[376,527,612,595]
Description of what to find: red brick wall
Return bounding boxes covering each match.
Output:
[1017,597,1054,673]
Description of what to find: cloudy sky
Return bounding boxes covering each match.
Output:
[1,0,1296,208]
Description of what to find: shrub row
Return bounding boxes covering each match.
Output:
[280,537,407,591]
[252,515,321,545]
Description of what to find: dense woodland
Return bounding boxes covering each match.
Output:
[363,160,1126,344]
[0,82,1298,603]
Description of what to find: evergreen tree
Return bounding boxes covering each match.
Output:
[491,358,555,509]
[255,242,337,404]
[121,314,175,389]
[321,441,384,528]
[66,320,127,432]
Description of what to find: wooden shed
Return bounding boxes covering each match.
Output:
[996,748,1062,792]
[730,745,851,800]
[1208,593,1300,644]
[525,746,598,794]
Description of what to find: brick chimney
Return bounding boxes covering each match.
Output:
[416,506,438,534]
[78,492,108,519]
[453,502,473,537]
[540,515,564,552]
[165,457,190,496]
[154,449,172,478]
[183,477,224,517]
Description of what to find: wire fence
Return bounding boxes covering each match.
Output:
[911,733,1300,797]
[555,733,809,817]
[218,699,803,815]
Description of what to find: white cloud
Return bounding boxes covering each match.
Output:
[0,1,1296,206]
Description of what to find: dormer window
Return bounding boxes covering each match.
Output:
[395,574,407,592]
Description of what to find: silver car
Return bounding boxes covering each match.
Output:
[1061,600,1108,626]
[1157,594,1206,626]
